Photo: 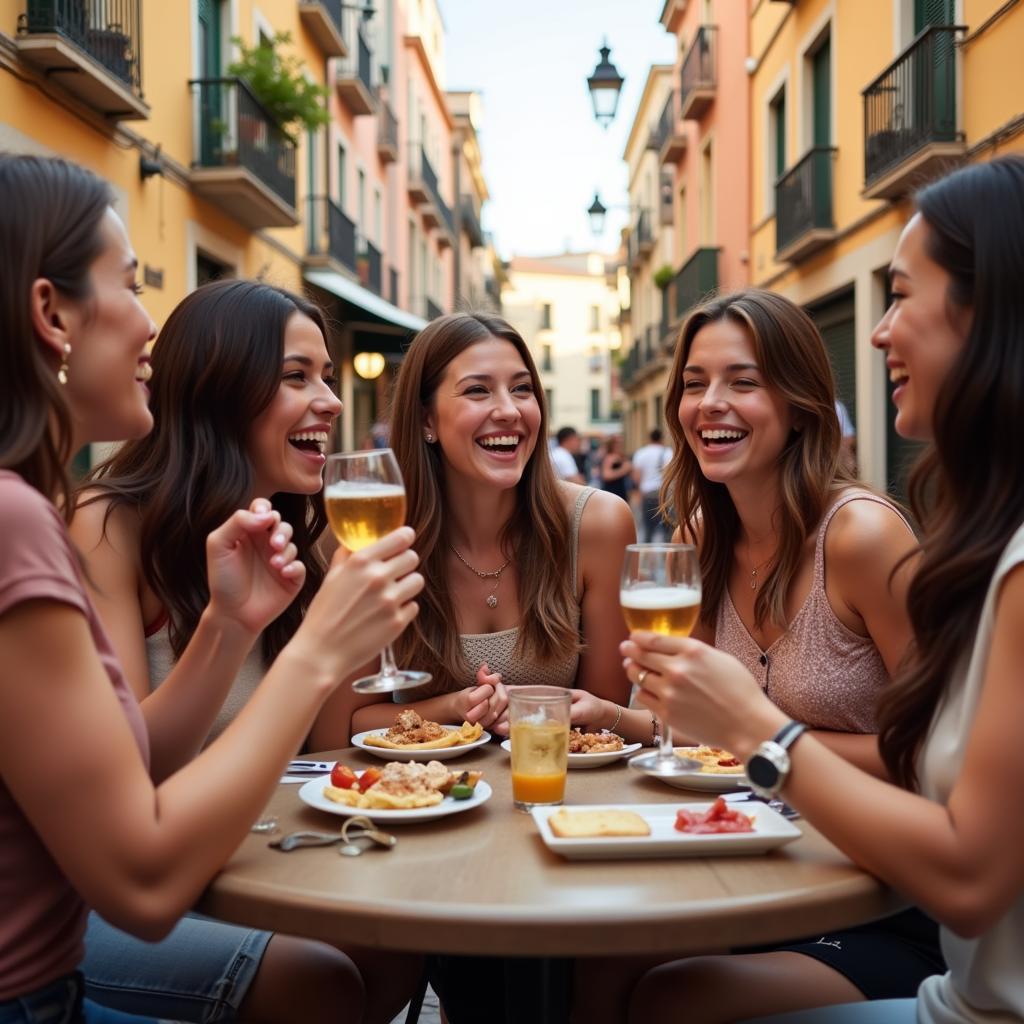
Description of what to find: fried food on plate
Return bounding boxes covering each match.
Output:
[323,761,481,810]
[548,809,651,838]
[677,745,744,774]
[363,710,483,750]
[568,728,625,754]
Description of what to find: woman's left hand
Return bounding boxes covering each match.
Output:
[621,633,784,756]
[205,498,305,637]
[567,688,613,731]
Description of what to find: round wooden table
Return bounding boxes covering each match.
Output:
[198,743,900,956]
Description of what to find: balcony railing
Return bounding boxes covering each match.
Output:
[376,95,398,163]
[298,0,346,57]
[190,78,297,227]
[408,144,454,245]
[357,236,382,295]
[461,195,485,248]
[627,209,653,268]
[306,195,357,274]
[680,25,716,120]
[775,147,837,263]
[671,247,719,324]
[18,0,147,118]
[862,25,964,199]
[335,17,374,114]
[655,92,686,164]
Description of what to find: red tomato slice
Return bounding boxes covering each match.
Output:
[330,764,359,790]
[357,767,383,793]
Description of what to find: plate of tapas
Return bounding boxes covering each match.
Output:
[500,729,642,769]
[352,710,491,762]
[650,746,750,792]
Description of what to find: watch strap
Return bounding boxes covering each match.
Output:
[772,720,807,752]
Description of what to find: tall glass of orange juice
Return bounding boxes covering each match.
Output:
[508,686,571,812]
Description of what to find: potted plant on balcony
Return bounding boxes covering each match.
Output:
[653,264,674,290]
[226,31,330,144]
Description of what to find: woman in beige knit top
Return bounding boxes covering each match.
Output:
[310,312,638,747]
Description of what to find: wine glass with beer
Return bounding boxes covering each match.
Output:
[621,543,702,776]
[324,449,431,694]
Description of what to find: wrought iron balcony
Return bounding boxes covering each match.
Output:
[298,0,346,58]
[775,147,837,263]
[357,235,382,295]
[189,78,298,228]
[335,19,374,115]
[306,195,357,275]
[680,25,716,120]
[17,0,147,119]
[670,247,719,325]
[376,95,398,163]
[461,195,485,248]
[627,210,654,269]
[408,145,455,247]
[656,92,686,164]
[862,25,965,200]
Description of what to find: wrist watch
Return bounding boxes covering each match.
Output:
[745,720,807,799]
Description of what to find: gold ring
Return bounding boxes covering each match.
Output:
[637,669,648,686]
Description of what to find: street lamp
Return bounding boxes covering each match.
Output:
[587,193,608,235]
[353,351,386,380]
[587,42,624,128]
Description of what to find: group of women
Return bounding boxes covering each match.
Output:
[0,148,1021,1024]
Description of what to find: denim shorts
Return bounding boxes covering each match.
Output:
[81,912,272,1024]
[0,972,158,1024]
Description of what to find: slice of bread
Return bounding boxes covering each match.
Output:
[547,808,651,838]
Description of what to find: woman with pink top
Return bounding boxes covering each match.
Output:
[0,154,422,1024]
[574,290,937,1023]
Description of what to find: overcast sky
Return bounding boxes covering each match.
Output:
[441,0,675,260]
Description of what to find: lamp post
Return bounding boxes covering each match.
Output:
[353,351,386,380]
[586,41,624,129]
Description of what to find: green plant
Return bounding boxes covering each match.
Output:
[653,264,674,290]
[228,32,330,142]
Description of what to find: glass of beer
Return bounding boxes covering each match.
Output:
[509,686,571,811]
[621,543,702,777]
[324,449,431,694]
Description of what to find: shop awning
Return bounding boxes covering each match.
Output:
[304,269,426,334]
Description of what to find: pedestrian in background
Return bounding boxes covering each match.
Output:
[550,425,585,483]
[631,428,672,541]
[600,435,632,501]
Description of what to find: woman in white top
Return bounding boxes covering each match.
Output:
[625,155,1024,1023]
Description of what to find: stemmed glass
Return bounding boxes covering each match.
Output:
[621,543,703,777]
[323,449,431,694]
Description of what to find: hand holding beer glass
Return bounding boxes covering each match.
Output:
[621,543,702,776]
[324,450,431,694]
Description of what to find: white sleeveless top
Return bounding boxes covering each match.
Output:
[916,521,1024,1023]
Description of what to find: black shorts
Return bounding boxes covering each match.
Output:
[743,907,946,1001]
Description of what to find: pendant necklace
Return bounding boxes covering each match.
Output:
[748,550,775,590]
[450,545,512,608]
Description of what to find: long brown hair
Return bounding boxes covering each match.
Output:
[663,289,857,631]
[0,155,112,513]
[390,312,579,690]
[79,280,330,664]
[878,156,1024,789]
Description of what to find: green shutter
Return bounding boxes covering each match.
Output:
[775,92,786,179]
[812,37,831,147]
[915,0,955,33]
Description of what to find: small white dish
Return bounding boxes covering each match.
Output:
[351,728,491,762]
[641,747,748,792]
[298,774,492,824]
[531,801,801,860]
[499,738,643,770]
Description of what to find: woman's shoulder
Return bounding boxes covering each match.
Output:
[69,489,143,564]
[573,485,635,543]
[824,489,917,570]
[0,470,60,529]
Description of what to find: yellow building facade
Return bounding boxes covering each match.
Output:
[1,0,494,451]
[749,0,1024,493]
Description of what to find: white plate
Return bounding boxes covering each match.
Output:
[499,738,643,769]
[298,774,492,824]
[648,748,749,792]
[351,728,492,762]
[531,801,801,860]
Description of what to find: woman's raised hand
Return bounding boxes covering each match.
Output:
[290,527,423,686]
[450,663,508,731]
[622,633,784,754]
[205,498,305,638]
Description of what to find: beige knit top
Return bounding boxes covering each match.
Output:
[408,486,594,695]
[714,491,913,733]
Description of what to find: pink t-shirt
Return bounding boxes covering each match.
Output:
[0,470,150,1000]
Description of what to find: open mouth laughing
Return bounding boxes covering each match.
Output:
[475,433,523,456]
[287,430,329,457]
[698,427,749,449]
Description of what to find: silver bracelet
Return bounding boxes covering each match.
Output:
[608,703,623,734]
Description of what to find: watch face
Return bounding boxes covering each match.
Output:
[747,756,777,789]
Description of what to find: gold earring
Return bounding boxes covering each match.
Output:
[57,343,71,386]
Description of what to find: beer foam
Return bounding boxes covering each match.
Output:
[619,585,701,609]
[324,482,406,500]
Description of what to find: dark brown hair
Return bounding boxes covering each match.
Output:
[0,154,112,513]
[80,279,330,664]
[389,312,579,690]
[663,289,857,631]
[878,155,1024,789]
